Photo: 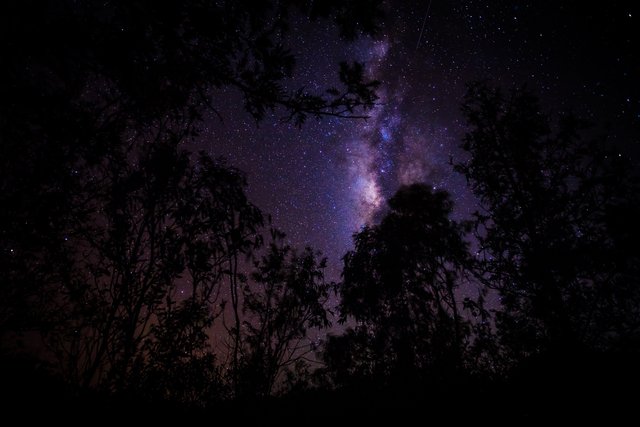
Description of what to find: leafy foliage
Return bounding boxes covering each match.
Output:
[40,132,262,394]
[1,0,382,335]
[456,81,640,359]
[326,184,472,386]
[0,0,382,404]
[238,229,331,398]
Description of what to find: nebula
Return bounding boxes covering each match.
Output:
[397,128,432,186]
[346,139,383,226]
[200,2,638,283]
[345,38,391,227]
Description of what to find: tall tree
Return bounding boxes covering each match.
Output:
[0,0,382,338]
[41,127,262,392]
[456,81,640,360]
[326,184,471,386]
[238,229,331,398]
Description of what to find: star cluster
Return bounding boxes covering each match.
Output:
[196,1,639,282]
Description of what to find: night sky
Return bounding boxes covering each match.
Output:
[191,1,639,282]
[3,1,640,415]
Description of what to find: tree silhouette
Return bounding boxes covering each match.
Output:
[0,0,385,404]
[237,228,331,398]
[0,0,382,339]
[36,126,263,397]
[325,184,472,387]
[456,81,640,361]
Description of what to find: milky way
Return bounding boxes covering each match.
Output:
[345,39,389,227]
[198,1,639,282]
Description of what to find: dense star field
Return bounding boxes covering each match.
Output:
[197,0,639,281]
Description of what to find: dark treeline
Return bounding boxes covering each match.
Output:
[1,0,639,422]
[319,84,640,421]
[1,0,380,403]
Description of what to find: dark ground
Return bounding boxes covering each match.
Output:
[1,352,637,425]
